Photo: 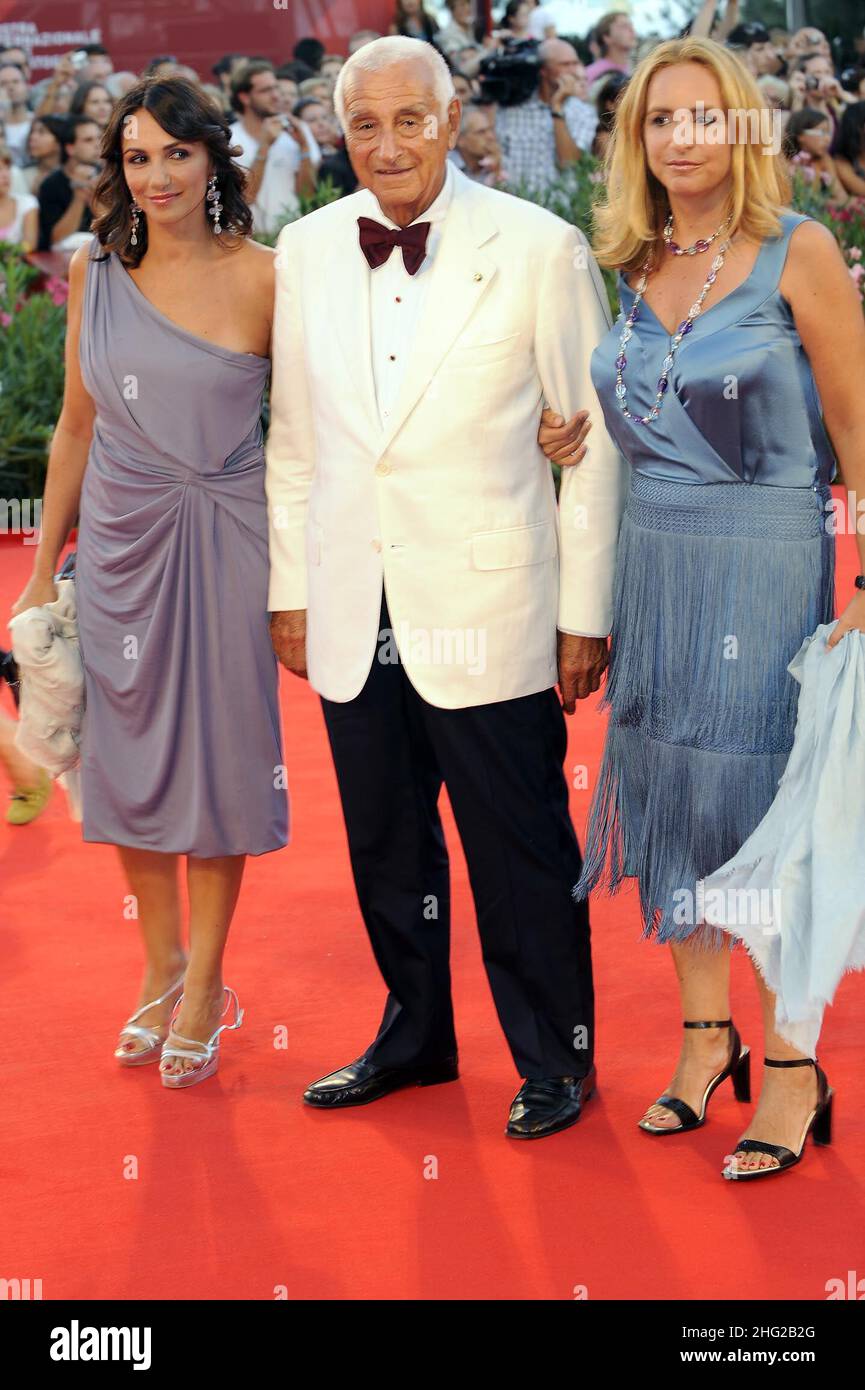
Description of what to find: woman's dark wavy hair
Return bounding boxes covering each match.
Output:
[25,112,68,160]
[68,79,112,118]
[781,106,830,160]
[834,100,865,164]
[394,1,439,42]
[90,76,252,266]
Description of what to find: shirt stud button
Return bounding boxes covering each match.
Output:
[473,272,483,282]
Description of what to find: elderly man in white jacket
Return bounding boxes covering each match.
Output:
[266,36,627,1138]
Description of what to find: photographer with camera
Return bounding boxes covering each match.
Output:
[492,38,597,193]
[788,51,851,139]
[229,61,320,235]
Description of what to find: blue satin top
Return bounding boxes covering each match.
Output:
[590,210,836,487]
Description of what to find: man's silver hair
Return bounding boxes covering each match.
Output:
[334,35,456,130]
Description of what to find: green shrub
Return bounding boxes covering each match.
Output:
[504,156,620,317]
[0,244,67,501]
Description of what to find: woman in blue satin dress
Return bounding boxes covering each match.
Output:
[572,39,865,1179]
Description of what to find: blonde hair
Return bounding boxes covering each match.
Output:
[592,37,791,274]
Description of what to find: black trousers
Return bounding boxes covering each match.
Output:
[319,591,595,1080]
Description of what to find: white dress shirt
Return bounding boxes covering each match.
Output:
[364,160,456,428]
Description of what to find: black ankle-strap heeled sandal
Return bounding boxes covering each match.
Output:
[639,1019,752,1135]
[723,1056,833,1181]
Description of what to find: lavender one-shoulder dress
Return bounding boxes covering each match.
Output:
[75,239,289,857]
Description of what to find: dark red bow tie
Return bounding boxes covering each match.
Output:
[358,216,431,276]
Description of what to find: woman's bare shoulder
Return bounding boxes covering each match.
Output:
[226,238,276,342]
[68,239,95,282]
[235,236,275,288]
[240,236,276,265]
[780,217,843,298]
[66,240,103,305]
[241,236,275,258]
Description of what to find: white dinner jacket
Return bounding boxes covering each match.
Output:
[265,164,628,708]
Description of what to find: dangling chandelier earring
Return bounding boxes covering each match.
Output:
[130,197,142,246]
[206,174,223,235]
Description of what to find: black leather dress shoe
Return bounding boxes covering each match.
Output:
[505,1066,597,1139]
[303,1054,459,1108]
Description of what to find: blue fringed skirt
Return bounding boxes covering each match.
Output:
[575,474,835,945]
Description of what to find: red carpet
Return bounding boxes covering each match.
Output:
[1,512,862,1302]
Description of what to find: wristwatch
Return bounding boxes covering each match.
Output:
[551,110,565,120]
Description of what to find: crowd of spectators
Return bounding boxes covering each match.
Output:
[1,4,865,256]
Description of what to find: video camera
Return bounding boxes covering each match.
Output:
[478,38,542,108]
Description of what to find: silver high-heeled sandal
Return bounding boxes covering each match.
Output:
[159,987,244,1089]
[115,971,187,1066]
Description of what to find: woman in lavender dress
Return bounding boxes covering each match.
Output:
[13,78,289,1088]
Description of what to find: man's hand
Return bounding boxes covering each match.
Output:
[479,148,503,180]
[70,162,100,205]
[788,70,807,107]
[270,609,308,679]
[51,53,78,86]
[551,74,580,112]
[539,407,592,464]
[282,113,308,148]
[819,76,844,103]
[557,632,608,713]
[259,114,285,150]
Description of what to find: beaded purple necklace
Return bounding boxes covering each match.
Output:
[662,210,731,256]
[614,213,734,426]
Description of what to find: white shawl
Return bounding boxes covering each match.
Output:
[700,622,865,1056]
